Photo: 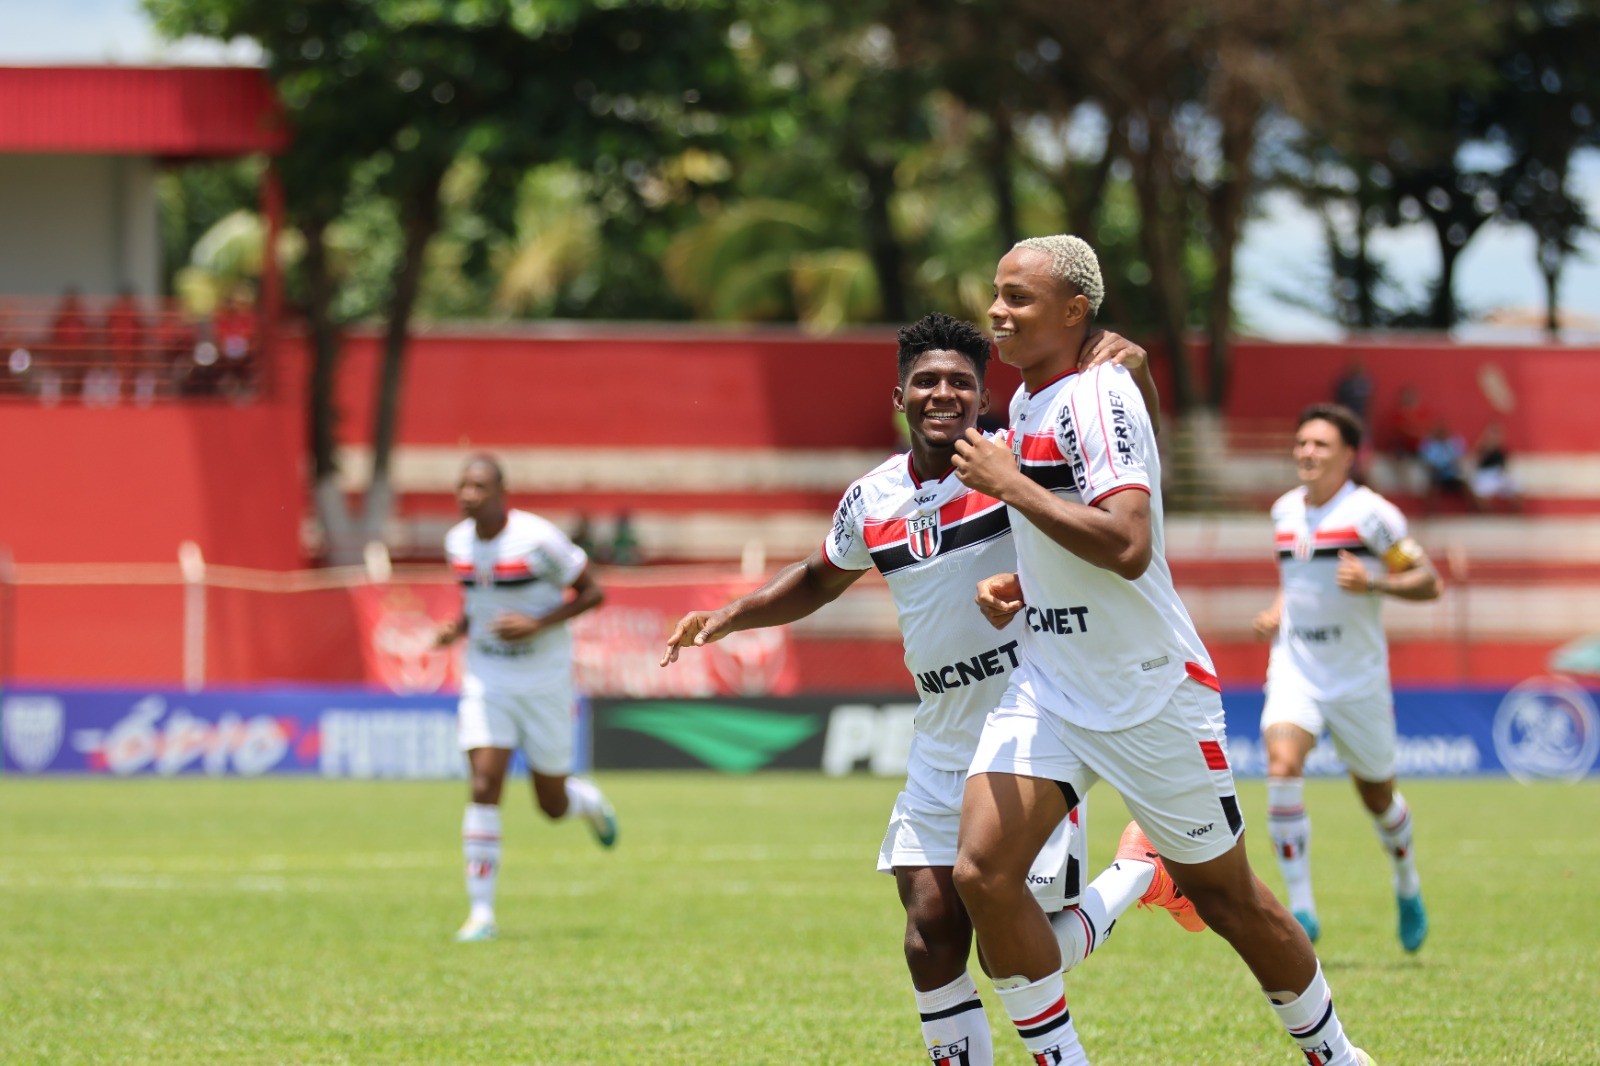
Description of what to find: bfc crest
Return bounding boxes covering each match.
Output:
[928,1037,970,1065]
[907,511,942,560]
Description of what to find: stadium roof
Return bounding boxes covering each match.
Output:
[0,66,286,158]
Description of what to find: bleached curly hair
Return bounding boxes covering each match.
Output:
[1013,234,1104,314]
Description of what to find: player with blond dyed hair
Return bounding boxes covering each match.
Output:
[663,312,1195,1065]
[950,236,1376,1065]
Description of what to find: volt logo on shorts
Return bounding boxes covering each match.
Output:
[1024,605,1089,635]
[928,1038,970,1065]
[1186,822,1215,839]
[1291,625,1343,643]
[916,641,1021,695]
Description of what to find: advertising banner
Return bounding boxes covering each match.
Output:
[349,576,795,698]
[591,676,1600,780]
[0,687,462,778]
[6,676,1595,781]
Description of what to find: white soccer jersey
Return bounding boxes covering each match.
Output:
[1268,480,1409,700]
[1004,363,1215,731]
[822,450,1020,773]
[445,509,589,691]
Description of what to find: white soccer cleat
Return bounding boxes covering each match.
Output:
[589,798,618,849]
[454,915,497,943]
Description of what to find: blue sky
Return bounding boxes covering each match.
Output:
[4,0,1597,341]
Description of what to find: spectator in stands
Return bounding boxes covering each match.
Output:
[213,287,257,400]
[1332,357,1374,474]
[1418,421,1474,514]
[42,287,91,405]
[156,312,200,398]
[1332,357,1373,427]
[609,511,641,565]
[0,303,26,396]
[104,287,155,406]
[1384,385,1434,492]
[1470,421,1521,513]
[569,514,598,559]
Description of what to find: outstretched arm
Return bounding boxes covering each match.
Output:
[661,551,864,665]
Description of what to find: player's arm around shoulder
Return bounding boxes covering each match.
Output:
[1075,329,1161,436]
[661,551,863,666]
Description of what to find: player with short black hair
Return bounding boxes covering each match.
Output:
[436,454,617,943]
[662,313,1184,1065]
[1253,403,1443,953]
[895,310,991,383]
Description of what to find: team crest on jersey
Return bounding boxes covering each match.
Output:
[1293,528,1315,561]
[907,511,941,560]
[928,1037,970,1065]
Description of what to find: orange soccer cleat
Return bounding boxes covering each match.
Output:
[1116,821,1206,932]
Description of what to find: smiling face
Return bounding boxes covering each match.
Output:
[894,348,988,455]
[988,246,1091,386]
[1293,417,1355,500]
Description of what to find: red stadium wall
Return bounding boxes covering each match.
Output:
[1213,339,1598,451]
[4,328,1592,688]
[291,328,1596,452]
[0,403,302,567]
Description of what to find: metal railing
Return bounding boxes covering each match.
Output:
[0,294,264,405]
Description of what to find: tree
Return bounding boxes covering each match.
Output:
[146,0,741,562]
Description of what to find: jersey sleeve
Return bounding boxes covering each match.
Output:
[1055,364,1152,505]
[821,482,872,572]
[529,524,589,586]
[1358,495,1420,570]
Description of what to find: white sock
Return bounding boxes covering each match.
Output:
[1267,962,1361,1066]
[462,803,501,922]
[1374,793,1420,898]
[994,971,1087,1064]
[1267,777,1316,915]
[562,776,604,821]
[914,971,993,1066]
[1051,859,1154,971]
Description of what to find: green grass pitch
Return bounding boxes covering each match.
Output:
[1,773,1597,1064]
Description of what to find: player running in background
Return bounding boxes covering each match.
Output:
[435,455,617,943]
[661,312,1197,1066]
[951,236,1375,1066]
[1253,403,1443,952]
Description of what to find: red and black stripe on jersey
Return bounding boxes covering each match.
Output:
[451,560,542,587]
[1012,430,1081,493]
[1274,527,1373,561]
[862,490,1010,576]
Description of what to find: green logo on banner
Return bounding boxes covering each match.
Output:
[608,703,822,773]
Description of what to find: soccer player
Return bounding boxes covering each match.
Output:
[661,312,1198,1066]
[435,455,618,943]
[950,236,1375,1065]
[1253,403,1443,951]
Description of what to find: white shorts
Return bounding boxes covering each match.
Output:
[1261,675,1396,782]
[969,673,1244,864]
[877,751,1083,911]
[456,672,576,775]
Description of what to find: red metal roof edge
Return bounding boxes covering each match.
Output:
[0,65,288,157]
